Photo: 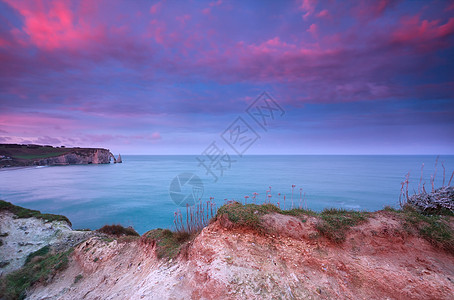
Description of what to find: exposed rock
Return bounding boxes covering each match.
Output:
[0,211,96,275]
[27,212,454,300]
[116,154,122,163]
[36,149,112,166]
[0,144,115,167]
[109,152,117,163]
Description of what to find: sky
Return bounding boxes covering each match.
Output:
[0,0,453,155]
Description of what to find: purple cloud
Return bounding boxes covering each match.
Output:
[0,0,452,154]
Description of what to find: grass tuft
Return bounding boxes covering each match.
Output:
[24,246,50,265]
[215,202,281,232]
[215,202,370,242]
[143,229,191,260]
[314,208,370,243]
[281,208,317,218]
[399,205,454,254]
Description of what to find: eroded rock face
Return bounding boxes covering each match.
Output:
[0,212,95,276]
[0,145,115,167]
[36,149,112,165]
[27,213,454,300]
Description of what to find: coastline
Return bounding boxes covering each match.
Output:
[0,144,118,168]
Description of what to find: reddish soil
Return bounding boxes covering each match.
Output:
[28,212,454,299]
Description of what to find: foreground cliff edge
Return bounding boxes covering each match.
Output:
[0,144,120,168]
[1,200,453,299]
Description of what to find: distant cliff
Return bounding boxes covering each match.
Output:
[0,144,116,167]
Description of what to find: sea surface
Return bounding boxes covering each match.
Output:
[1,155,452,234]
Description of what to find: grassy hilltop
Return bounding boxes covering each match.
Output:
[0,144,112,167]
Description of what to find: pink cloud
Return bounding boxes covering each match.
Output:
[392,16,454,50]
[299,0,317,20]
[148,19,166,44]
[2,0,155,59]
[355,0,397,20]
[176,14,191,25]
[6,1,68,48]
[150,2,162,14]
[316,9,330,18]
[0,113,74,129]
[246,37,297,55]
[35,136,61,145]
[209,0,223,7]
[202,0,223,15]
[307,23,318,37]
[2,0,105,50]
[447,2,454,11]
[151,132,161,140]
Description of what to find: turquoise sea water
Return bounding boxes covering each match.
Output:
[0,155,452,234]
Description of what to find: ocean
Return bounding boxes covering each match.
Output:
[0,155,452,234]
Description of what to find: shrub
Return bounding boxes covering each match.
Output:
[74,274,83,284]
[98,224,139,237]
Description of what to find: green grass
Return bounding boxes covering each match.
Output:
[281,208,317,218]
[0,200,71,226]
[215,202,369,241]
[12,152,67,160]
[24,246,50,265]
[214,202,453,248]
[382,205,399,213]
[0,247,73,300]
[216,202,281,232]
[397,205,454,254]
[74,274,83,284]
[315,208,370,243]
[143,229,191,260]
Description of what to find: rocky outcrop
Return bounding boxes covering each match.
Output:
[3,200,452,299]
[27,212,454,300]
[116,154,122,163]
[0,144,116,167]
[36,148,112,166]
[0,211,95,276]
[109,152,117,163]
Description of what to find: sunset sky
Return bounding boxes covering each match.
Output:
[0,0,453,154]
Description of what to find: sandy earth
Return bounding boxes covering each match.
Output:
[26,212,454,300]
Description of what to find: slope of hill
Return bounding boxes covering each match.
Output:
[1,201,452,299]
